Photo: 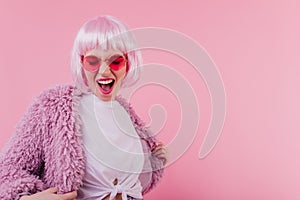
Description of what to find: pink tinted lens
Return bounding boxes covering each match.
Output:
[83,56,100,72]
[108,55,126,71]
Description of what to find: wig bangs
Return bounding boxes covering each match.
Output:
[77,18,132,56]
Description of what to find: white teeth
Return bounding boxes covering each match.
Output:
[98,79,113,85]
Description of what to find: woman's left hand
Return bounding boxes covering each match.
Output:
[151,143,168,166]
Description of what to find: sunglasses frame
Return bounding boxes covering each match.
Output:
[81,54,128,72]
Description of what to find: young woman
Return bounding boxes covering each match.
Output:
[0,15,167,200]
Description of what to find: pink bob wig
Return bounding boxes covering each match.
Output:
[71,15,142,92]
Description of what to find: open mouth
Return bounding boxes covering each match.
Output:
[97,78,115,94]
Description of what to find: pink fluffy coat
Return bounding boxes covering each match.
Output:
[0,85,164,200]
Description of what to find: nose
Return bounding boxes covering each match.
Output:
[98,62,111,75]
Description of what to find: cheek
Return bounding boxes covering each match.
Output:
[83,70,96,87]
[81,69,89,86]
[115,69,127,82]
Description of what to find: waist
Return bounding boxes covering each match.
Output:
[102,193,136,200]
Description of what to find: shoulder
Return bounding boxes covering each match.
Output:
[36,84,76,101]
[33,84,83,106]
[115,95,146,127]
[26,84,81,116]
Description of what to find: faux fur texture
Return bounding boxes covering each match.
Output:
[0,85,164,200]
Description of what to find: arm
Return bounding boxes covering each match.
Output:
[19,188,77,200]
[138,126,165,195]
[0,98,46,199]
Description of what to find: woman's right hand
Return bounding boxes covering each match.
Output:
[20,187,77,200]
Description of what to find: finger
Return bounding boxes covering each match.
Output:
[153,153,167,160]
[152,149,163,156]
[153,147,167,155]
[155,152,167,159]
[156,153,168,165]
[152,148,168,165]
[59,191,77,200]
[154,150,166,156]
[44,187,58,194]
[151,142,165,151]
[156,142,164,147]
[156,144,167,151]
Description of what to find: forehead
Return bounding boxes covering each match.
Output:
[85,48,123,57]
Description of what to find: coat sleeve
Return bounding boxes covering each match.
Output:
[0,97,46,199]
[135,124,165,195]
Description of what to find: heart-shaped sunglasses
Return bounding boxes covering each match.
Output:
[81,54,127,72]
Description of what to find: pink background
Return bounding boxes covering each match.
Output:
[1,0,300,199]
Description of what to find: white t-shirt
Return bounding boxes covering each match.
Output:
[77,94,144,200]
